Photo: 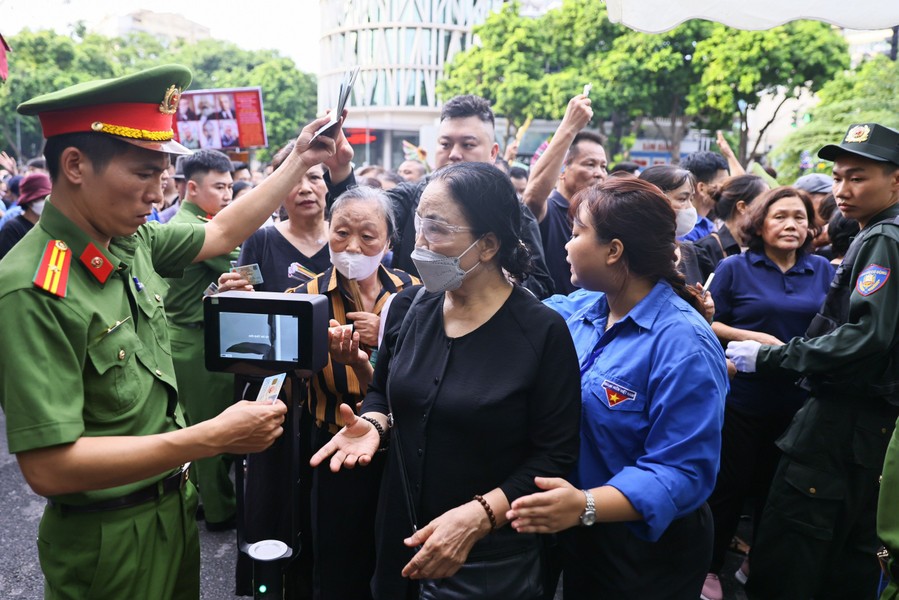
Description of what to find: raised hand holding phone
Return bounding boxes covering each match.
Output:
[311,66,360,142]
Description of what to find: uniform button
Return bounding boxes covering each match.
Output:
[417,448,423,456]
[154,293,162,302]
[809,487,817,495]
[155,369,163,377]
[883,428,888,434]
[118,349,126,361]
[433,377,439,384]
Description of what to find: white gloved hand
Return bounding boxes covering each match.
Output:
[725,340,762,373]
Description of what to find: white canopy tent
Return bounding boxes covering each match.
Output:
[605,0,899,32]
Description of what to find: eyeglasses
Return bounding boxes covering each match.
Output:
[414,214,473,245]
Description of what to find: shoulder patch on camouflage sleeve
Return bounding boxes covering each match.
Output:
[33,240,72,298]
[856,263,890,296]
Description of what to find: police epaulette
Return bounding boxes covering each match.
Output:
[33,240,72,298]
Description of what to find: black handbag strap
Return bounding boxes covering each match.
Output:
[387,286,428,533]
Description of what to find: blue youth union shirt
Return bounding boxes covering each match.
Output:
[547,281,729,542]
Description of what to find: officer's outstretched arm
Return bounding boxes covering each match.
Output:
[16,400,287,497]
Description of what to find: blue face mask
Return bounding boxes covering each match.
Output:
[410,238,482,293]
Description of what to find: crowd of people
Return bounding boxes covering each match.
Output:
[0,63,898,600]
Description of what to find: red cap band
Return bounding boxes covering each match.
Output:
[38,102,175,139]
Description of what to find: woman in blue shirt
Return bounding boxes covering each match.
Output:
[701,187,834,600]
[507,177,729,599]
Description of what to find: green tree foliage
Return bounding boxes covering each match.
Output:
[597,21,713,159]
[691,22,848,163]
[439,2,546,140]
[1,28,315,164]
[439,0,849,162]
[771,55,899,183]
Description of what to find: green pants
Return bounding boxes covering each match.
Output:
[39,482,200,599]
[170,325,237,524]
[746,397,896,600]
[879,416,899,600]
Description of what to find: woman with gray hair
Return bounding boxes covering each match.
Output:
[289,184,419,600]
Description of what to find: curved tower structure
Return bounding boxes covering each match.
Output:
[318,0,501,167]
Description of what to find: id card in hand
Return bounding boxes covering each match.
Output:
[256,373,287,404]
[231,263,264,285]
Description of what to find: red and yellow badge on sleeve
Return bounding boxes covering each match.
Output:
[856,264,890,297]
[33,240,72,298]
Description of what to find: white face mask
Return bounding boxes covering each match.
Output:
[675,205,698,237]
[410,238,482,293]
[329,245,386,280]
[29,199,46,216]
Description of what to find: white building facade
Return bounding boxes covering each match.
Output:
[318,0,502,168]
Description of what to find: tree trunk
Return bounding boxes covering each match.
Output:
[748,94,791,163]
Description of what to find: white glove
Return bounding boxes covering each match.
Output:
[725,340,762,373]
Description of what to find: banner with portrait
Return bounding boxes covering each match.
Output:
[173,86,268,150]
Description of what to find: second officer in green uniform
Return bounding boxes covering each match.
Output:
[165,148,240,530]
[727,123,899,600]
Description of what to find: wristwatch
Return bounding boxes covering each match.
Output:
[579,489,596,527]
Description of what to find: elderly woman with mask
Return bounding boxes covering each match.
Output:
[220,180,417,599]
[290,185,418,600]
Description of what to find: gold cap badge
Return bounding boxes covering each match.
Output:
[159,85,181,115]
[844,125,871,144]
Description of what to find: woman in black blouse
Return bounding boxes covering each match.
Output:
[312,162,581,599]
[218,140,332,293]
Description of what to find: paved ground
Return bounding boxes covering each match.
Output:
[0,411,748,599]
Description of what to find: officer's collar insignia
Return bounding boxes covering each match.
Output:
[856,263,890,297]
[845,125,871,144]
[79,243,115,284]
[601,379,637,408]
[33,240,72,298]
[159,85,181,115]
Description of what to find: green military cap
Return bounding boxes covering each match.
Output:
[818,123,899,167]
[17,64,194,155]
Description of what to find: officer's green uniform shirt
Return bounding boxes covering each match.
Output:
[162,200,240,524]
[0,201,205,505]
[756,203,899,387]
[164,200,239,325]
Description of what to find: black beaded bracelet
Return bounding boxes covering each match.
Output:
[473,494,497,530]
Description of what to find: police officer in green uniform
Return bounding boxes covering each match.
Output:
[165,148,239,530]
[881,429,899,599]
[727,123,899,600]
[0,65,339,599]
